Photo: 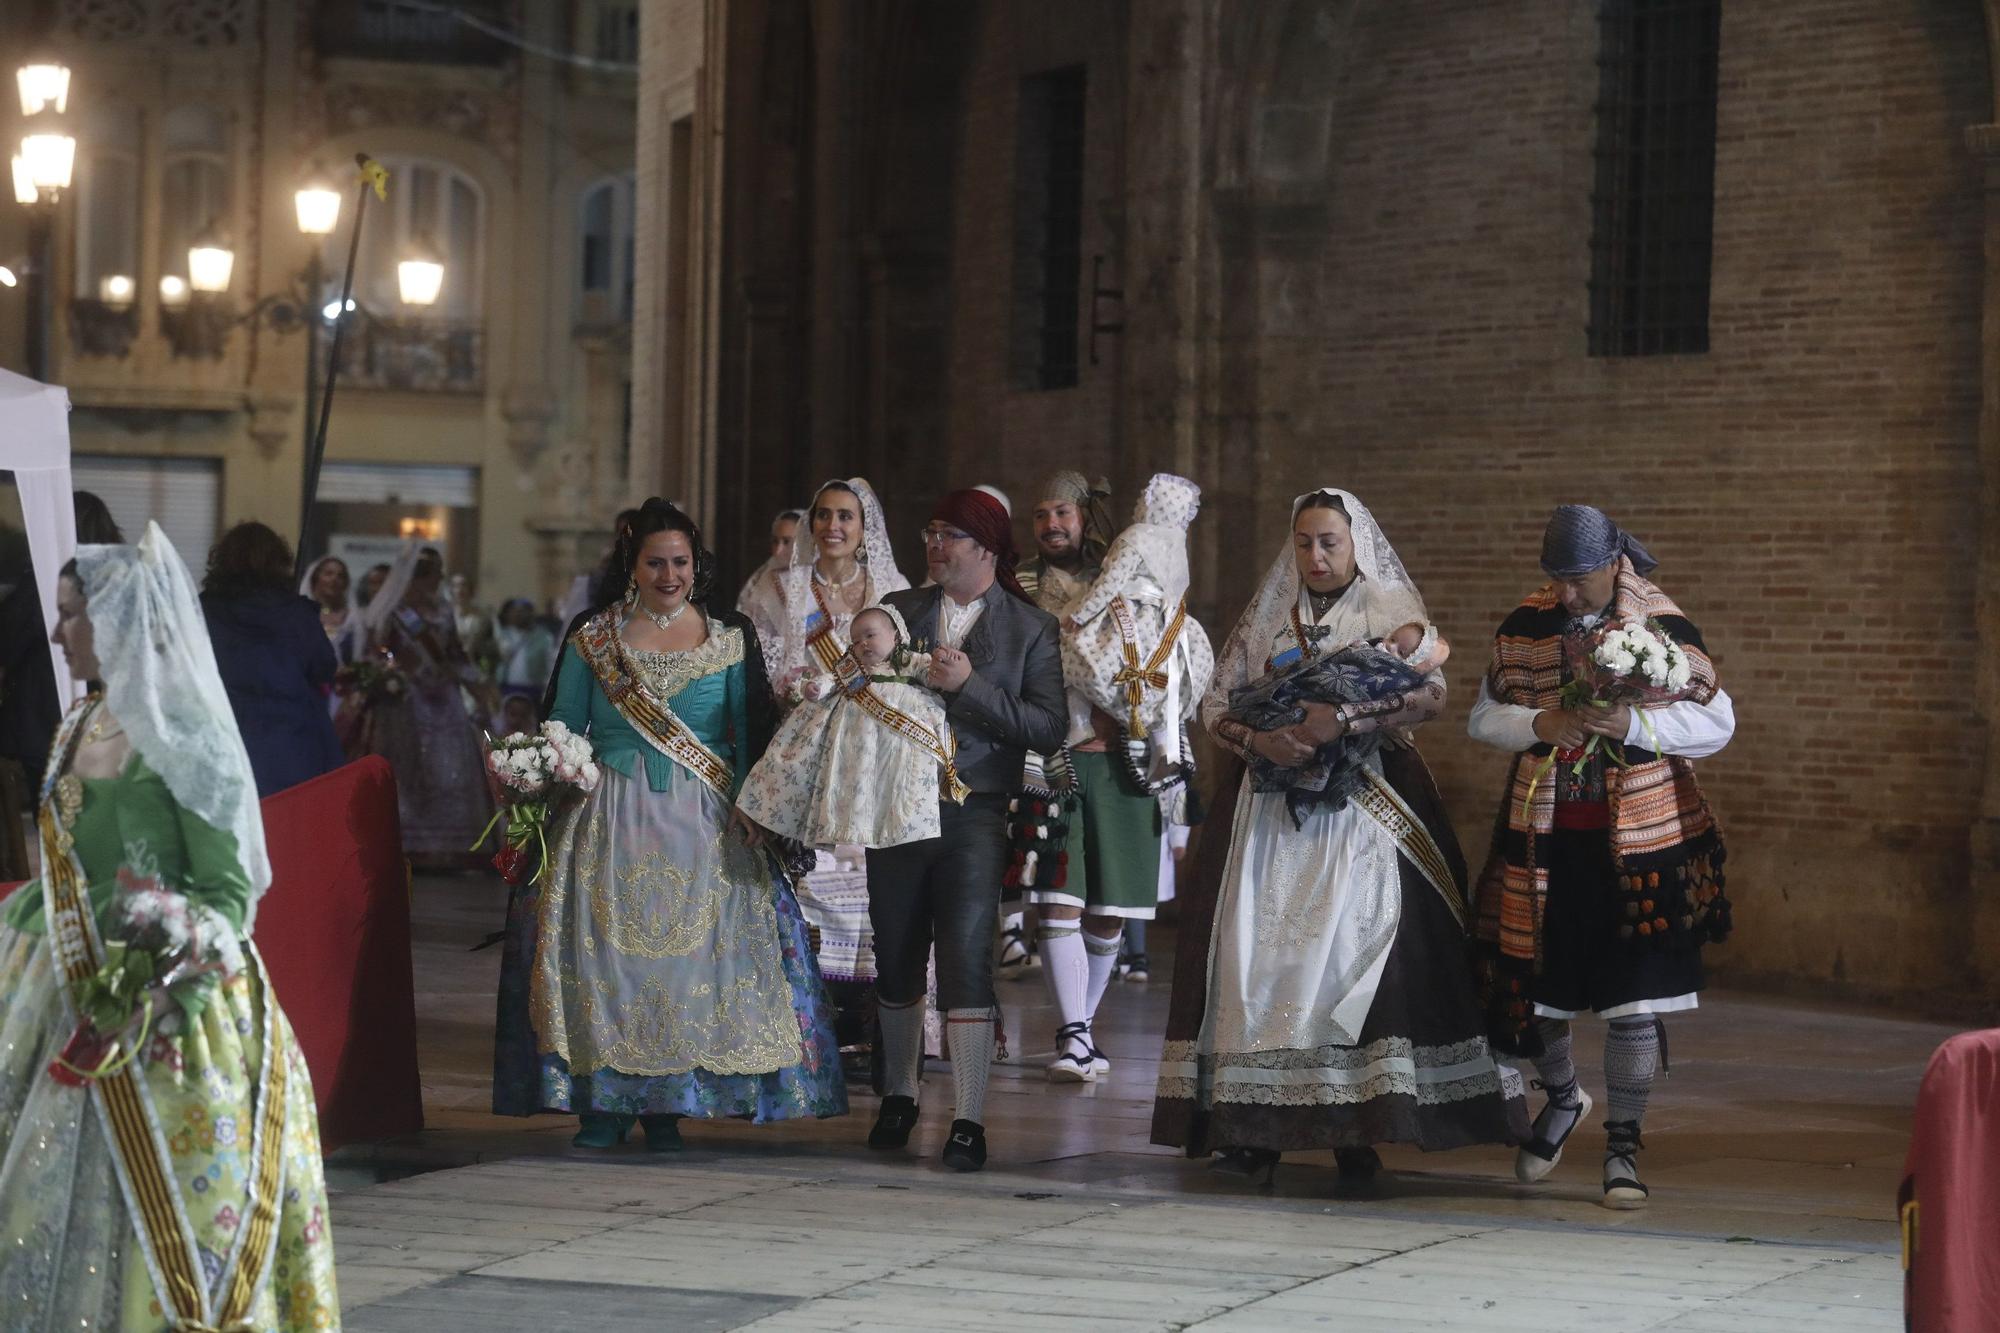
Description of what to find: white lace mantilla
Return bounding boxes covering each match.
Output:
[1156,1036,1525,1109]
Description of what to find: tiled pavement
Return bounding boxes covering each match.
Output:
[325,877,1943,1330]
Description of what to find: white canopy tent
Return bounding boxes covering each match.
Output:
[0,367,80,707]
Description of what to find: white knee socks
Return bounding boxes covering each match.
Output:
[1038,923,1088,1028]
[1083,930,1122,1021]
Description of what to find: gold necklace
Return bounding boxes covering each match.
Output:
[84,704,124,745]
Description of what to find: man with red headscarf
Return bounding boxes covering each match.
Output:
[864,489,1067,1171]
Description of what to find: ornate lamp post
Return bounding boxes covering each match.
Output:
[13,58,75,381]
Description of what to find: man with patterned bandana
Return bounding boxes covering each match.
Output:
[1470,505,1736,1209]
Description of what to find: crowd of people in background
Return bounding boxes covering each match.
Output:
[0,469,1738,1324]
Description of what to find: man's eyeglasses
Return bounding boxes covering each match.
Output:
[919,527,972,548]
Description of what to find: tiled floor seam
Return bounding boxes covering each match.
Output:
[1630,1251,1869,1332]
[1174,1229,1490,1331]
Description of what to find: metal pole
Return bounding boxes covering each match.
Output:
[295,156,375,580]
[299,249,322,551]
[24,207,51,382]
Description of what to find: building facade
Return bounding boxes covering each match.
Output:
[0,0,638,605]
[634,0,2000,1011]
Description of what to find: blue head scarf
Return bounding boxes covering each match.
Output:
[1540,505,1657,578]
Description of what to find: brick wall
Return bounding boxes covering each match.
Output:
[1270,0,1990,1005]
[924,0,1993,1006]
[945,2,1134,505]
[659,0,1994,1007]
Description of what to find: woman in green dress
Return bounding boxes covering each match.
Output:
[492,498,846,1147]
[0,523,340,1330]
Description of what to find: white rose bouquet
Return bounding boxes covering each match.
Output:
[474,720,602,885]
[1523,618,1698,816]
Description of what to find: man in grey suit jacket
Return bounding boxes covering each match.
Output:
[866,488,1066,1172]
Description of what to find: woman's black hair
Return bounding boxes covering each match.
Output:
[599,497,718,609]
[73,491,124,545]
[1296,490,1351,521]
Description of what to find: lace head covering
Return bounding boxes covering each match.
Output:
[298,553,348,601]
[1135,472,1200,531]
[1202,488,1428,725]
[790,477,910,593]
[869,601,913,646]
[75,523,273,929]
[334,539,421,662]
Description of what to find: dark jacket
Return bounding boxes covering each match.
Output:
[202,587,346,797]
[0,580,59,779]
[881,583,1066,794]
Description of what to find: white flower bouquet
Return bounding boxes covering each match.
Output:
[1523,617,1698,815]
[474,720,602,885]
[48,871,245,1085]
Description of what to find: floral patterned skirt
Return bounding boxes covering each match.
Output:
[0,923,340,1330]
[492,765,848,1122]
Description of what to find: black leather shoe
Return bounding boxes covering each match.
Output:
[868,1095,920,1150]
[1335,1146,1382,1182]
[941,1118,987,1172]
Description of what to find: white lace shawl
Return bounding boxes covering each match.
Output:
[1200,488,1429,737]
[773,477,911,682]
[75,522,274,931]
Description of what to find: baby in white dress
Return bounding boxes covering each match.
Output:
[738,606,959,849]
[1063,473,1215,788]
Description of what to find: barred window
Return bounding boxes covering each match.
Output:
[1587,0,1721,357]
[1011,65,1087,391]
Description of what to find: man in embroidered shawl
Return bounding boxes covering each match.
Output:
[1469,504,1735,1210]
[866,489,1067,1172]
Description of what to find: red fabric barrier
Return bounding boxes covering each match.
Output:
[1900,1028,2000,1332]
[253,756,423,1151]
[2,758,421,1152]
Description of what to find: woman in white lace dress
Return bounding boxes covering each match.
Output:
[1151,488,1528,1184]
[766,479,912,990]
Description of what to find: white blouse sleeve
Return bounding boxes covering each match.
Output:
[1467,675,1542,753]
[1624,687,1736,759]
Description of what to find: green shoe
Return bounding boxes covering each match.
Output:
[641,1115,684,1153]
[571,1113,632,1149]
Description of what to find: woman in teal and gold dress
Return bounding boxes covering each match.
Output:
[0,523,339,1330]
[493,499,846,1148]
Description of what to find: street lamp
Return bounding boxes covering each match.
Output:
[396,238,444,308]
[16,63,70,116]
[17,132,74,193]
[15,58,75,382]
[294,174,342,238]
[186,223,235,295]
